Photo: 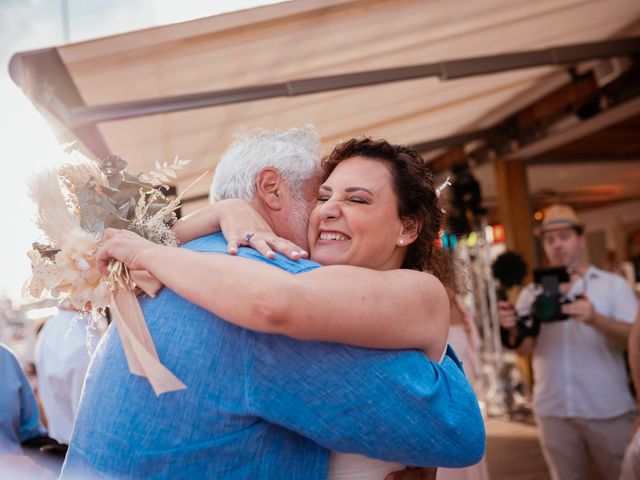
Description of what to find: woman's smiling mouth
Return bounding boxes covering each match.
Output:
[318,231,351,241]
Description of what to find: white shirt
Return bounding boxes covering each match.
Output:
[328,452,404,479]
[516,266,638,419]
[35,309,102,444]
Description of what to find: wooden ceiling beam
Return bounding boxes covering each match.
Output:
[423,71,601,173]
[528,154,640,165]
[424,62,640,173]
[507,94,640,159]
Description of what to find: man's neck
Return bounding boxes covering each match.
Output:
[565,263,591,292]
[250,200,276,231]
[571,262,589,276]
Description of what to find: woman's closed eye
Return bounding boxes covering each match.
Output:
[317,194,369,204]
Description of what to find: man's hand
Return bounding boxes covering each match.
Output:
[498,300,518,329]
[385,466,437,480]
[562,297,596,325]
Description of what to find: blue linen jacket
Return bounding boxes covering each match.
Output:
[61,233,485,479]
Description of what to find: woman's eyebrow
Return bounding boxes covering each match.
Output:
[345,187,373,195]
[319,185,373,195]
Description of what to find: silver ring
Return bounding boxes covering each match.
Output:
[245,232,255,242]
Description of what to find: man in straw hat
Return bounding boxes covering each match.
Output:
[499,203,638,480]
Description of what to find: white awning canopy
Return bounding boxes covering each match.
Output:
[9,0,640,210]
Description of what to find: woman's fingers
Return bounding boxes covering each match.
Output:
[267,238,308,261]
[95,242,113,276]
[95,230,154,275]
[226,238,240,255]
[239,233,308,261]
[249,237,276,259]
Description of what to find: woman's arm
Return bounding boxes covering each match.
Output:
[171,203,220,244]
[97,230,450,360]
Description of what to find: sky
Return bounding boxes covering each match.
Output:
[0,0,283,304]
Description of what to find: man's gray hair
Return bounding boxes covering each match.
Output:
[210,125,321,202]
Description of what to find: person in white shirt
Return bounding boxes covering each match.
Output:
[35,306,103,445]
[498,204,638,480]
[621,311,640,480]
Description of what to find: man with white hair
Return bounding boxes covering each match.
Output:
[62,126,484,479]
[210,126,320,248]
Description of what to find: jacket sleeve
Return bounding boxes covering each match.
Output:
[246,336,485,468]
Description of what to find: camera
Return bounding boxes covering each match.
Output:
[501,267,573,348]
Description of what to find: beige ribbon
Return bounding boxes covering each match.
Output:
[109,270,186,396]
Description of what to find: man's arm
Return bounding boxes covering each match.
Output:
[563,277,637,349]
[246,336,485,468]
[591,314,632,349]
[562,298,632,349]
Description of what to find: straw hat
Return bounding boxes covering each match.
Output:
[538,204,583,235]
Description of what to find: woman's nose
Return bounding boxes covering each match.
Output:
[318,198,341,219]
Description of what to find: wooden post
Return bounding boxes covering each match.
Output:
[495,157,536,396]
[494,158,536,282]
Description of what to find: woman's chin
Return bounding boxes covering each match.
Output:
[310,251,346,266]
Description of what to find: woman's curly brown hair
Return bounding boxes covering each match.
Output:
[322,137,458,295]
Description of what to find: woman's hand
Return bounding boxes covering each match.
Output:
[96,228,159,275]
[172,199,307,261]
[216,199,307,260]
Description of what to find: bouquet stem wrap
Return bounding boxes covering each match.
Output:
[109,271,186,396]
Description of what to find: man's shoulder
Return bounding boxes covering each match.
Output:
[182,233,320,274]
[182,232,228,253]
[0,343,22,381]
[588,265,627,285]
[0,342,18,364]
[588,265,638,304]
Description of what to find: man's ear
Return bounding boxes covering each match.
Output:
[255,168,284,211]
[397,217,422,246]
[578,233,587,250]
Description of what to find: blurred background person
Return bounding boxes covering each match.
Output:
[34,303,105,446]
[437,297,490,480]
[498,204,638,480]
[0,342,46,455]
[621,312,640,480]
[0,342,56,479]
[492,250,532,402]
